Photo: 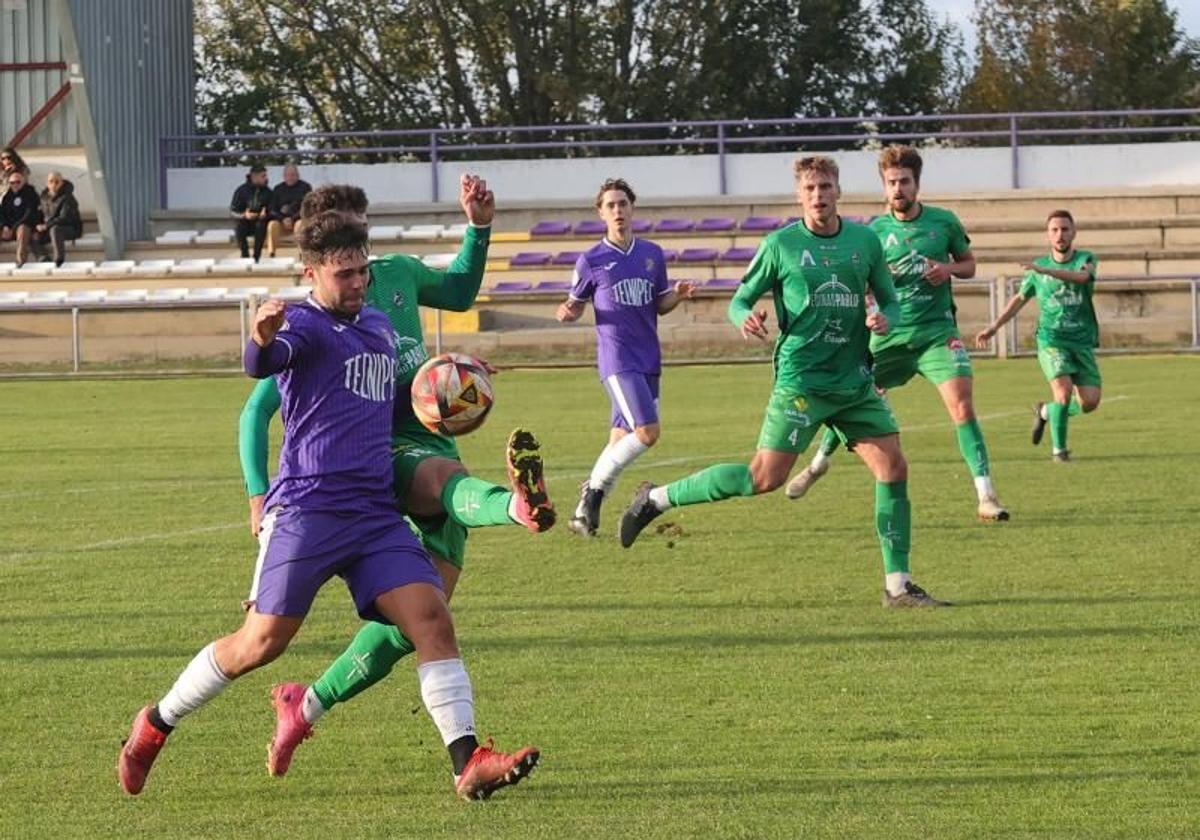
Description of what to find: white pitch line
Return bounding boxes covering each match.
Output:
[2,522,244,562]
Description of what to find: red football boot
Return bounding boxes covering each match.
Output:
[117,706,169,795]
[455,739,541,801]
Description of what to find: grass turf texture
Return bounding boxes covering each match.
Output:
[0,356,1197,839]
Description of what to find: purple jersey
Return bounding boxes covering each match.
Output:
[246,297,398,513]
[569,238,670,378]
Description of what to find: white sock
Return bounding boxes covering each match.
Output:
[648,485,672,511]
[810,449,831,471]
[973,475,996,501]
[1039,403,1048,420]
[885,572,911,596]
[588,435,650,495]
[301,686,326,724]
[157,643,231,726]
[418,658,476,746]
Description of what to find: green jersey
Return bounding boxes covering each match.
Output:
[869,204,970,344]
[237,225,491,495]
[1019,249,1099,349]
[729,218,900,393]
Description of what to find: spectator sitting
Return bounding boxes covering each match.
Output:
[230,163,272,261]
[1,146,31,199]
[0,169,41,266]
[33,171,83,267]
[266,163,311,257]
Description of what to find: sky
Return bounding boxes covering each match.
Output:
[930,0,1200,51]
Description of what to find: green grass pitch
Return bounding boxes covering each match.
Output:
[0,355,1197,839]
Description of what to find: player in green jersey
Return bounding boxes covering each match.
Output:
[976,210,1102,462]
[786,146,1009,522]
[619,156,947,607]
[238,178,557,776]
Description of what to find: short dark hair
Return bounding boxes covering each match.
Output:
[249,163,267,174]
[878,145,923,183]
[297,210,369,266]
[1047,209,1075,225]
[595,178,636,208]
[301,184,369,220]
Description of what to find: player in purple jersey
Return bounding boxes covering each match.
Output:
[118,212,539,802]
[556,178,695,536]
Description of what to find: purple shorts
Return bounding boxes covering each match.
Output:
[248,507,442,622]
[604,372,660,431]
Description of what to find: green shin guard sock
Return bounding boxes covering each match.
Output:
[311,622,415,710]
[875,480,912,575]
[1068,399,1082,417]
[818,427,842,458]
[955,418,992,478]
[441,472,514,528]
[666,463,757,507]
[1047,402,1070,451]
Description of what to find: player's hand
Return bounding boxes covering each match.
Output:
[249,494,265,536]
[252,299,287,346]
[243,210,257,220]
[460,173,495,227]
[1019,261,1038,272]
[674,280,697,299]
[556,300,583,322]
[866,310,890,335]
[974,327,996,349]
[741,309,769,342]
[923,260,953,285]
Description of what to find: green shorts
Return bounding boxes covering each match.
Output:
[1036,344,1102,388]
[757,381,900,453]
[871,324,973,388]
[391,422,467,569]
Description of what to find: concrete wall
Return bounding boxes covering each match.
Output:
[166,141,1200,209]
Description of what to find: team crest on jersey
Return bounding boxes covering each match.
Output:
[793,396,808,412]
[851,252,861,264]
[393,290,406,308]
[645,257,655,272]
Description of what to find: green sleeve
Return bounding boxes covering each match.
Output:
[238,376,281,497]
[865,236,901,325]
[415,224,491,311]
[728,238,778,327]
[1019,271,1038,299]
[1082,251,1098,281]
[948,211,971,255]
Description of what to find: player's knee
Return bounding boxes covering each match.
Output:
[749,462,786,494]
[226,631,289,675]
[1081,394,1101,412]
[634,425,659,446]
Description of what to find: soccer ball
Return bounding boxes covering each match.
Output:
[411,352,495,436]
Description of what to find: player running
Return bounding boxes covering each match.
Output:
[118,212,539,801]
[239,178,554,778]
[975,210,1102,462]
[786,146,1009,522]
[556,177,695,536]
[619,155,948,608]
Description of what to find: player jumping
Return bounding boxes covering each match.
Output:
[556,178,695,537]
[118,212,539,801]
[975,210,1102,461]
[786,146,1009,522]
[618,155,948,608]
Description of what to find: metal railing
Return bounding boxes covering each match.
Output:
[159,108,1200,206]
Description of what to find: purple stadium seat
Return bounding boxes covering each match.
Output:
[573,219,606,235]
[843,214,865,225]
[660,248,679,262]
[654,218,694,233]
[553,251,582,265]
[534,280,573,294]
[705,277,742,289]
[509,252,552,267]
[696,217,736,233]
[740,216,783,232]
[785,216,802,225]
[678,248,720,263]
[490,281,533,293]
[631,219,653,233]
[721,247,757,263]
[529,220,571,236]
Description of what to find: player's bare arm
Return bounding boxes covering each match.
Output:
[975,294,1030,347]
[556,298,586,322]
[656,280,696,315]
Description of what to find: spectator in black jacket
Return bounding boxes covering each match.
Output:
[266,163,311,257]
[230,164,272,261]
[33,171,83,266]
[0,169,40,266]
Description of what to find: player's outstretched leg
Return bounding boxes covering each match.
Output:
[620,462,760,547]
[455,738,542,801]
[786,428,839,499]
[117,706,171,795]
[505,427,556,532]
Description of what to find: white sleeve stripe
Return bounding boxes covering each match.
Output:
[275,335,295,366]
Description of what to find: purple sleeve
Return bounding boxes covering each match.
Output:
[568,255,595,301]
[655,249,670,296]
[243,339,294,378]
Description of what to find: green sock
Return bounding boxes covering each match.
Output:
[311,621,415,711]
[1047,402,1070,451]
[666,463,757,507]
[818,428,841,458]
[875,480,911,575]
[441,472,513,528]
[954,418,991,478]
